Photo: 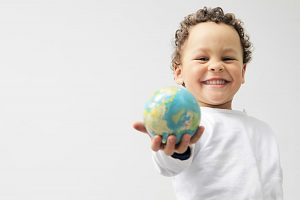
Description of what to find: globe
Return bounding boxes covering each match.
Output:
[144,86,201,144]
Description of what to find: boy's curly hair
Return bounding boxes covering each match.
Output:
[171,7,252,70]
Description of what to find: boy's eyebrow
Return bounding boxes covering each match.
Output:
[222,48,239,54]
[192,47,210,54]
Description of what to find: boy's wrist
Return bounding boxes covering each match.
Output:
[171,147,191,160]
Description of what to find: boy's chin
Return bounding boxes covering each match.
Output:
[199,100,232,109]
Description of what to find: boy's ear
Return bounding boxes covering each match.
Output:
[242,64,247,84]
[174,65,184,85]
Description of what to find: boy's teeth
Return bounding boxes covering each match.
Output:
[205,80,226,85]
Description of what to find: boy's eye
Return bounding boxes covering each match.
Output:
[196,57,209,62]
[223,57,235,61]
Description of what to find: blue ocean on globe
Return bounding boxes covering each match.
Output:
[144,86,201,144]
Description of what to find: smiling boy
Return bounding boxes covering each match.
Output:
[133,7,283,200]
[175,22,246,109]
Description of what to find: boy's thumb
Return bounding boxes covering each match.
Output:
[132,121,148,134]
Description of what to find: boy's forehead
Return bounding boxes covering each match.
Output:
[185,22,242,52]
[189,22,240,41]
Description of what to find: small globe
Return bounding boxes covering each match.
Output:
[144,86,201,144]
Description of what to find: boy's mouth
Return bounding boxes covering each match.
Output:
[202,78,230,85]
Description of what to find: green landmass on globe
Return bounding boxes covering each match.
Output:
[144,86,201,144]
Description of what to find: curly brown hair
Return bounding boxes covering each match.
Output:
[171,7,252,71]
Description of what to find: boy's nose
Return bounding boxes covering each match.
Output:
[208,63,225,72]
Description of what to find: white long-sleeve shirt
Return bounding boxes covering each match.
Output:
[152,107,283,200]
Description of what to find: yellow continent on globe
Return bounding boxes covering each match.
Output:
[144,105,170,136]
[143,87,178,136]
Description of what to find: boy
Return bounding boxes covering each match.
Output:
[133,7,283,200]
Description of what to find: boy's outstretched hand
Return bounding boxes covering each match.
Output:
[133,122,204,156]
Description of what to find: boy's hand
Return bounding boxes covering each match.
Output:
[132,122,204,156]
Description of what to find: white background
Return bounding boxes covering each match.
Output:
[0,0,299,199]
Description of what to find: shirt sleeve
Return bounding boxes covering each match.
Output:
[152,145,195,177]
[256,124,283,200]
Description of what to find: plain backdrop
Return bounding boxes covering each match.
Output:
[0,0,299,199]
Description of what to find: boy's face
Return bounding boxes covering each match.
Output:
[174,22,246,109]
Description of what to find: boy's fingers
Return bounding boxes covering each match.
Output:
[190,126,205,144]
[132,121,148,134]
[164,135,176,156]
[151,135,162,151]
[175,134,191,154]
[133,123,204,155]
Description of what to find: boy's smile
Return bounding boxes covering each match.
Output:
[202,77,230,88]
[174,22,246,109]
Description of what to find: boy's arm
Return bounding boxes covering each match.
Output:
[133,122,204,176]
